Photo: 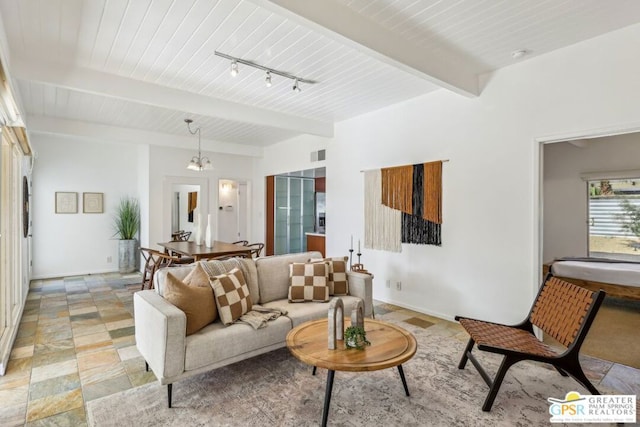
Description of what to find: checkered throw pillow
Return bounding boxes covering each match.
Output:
[310,257,349,295]
[210,267,253,326]
[288,262,329,303]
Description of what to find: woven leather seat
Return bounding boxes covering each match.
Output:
[455,274,605,411]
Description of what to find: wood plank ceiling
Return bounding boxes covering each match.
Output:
[1,0,640,154]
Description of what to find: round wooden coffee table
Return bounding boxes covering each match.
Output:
[286,318,417,427]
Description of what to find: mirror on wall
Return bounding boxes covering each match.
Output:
[171,184,200,236]
[162,176,209,244]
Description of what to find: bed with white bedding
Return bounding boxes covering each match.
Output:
[544,257,640,300]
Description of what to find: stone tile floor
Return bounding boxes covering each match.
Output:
[0,273,638,426]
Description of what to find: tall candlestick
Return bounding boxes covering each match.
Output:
[358,239,360,252]
[350,235,353,250]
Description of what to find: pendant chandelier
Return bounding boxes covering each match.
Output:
[184,118,213,171]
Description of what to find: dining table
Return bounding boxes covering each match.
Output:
[158,240,252,261]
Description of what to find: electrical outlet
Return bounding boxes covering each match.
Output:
[385,280,391,288]
[107,256,112,263]
[396,281,402,291]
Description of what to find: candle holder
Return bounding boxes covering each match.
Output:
[348,248,354,270]
[357,252,362,265]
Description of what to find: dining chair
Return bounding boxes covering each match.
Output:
[140,248,163,290]
[176,231,192,241]
[246,242,265,258]
[232,240,249,246]
[140,248,186,290]
[170,230,185,241]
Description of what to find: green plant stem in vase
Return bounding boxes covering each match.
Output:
[344,326,371,350]
[113,197,140,240]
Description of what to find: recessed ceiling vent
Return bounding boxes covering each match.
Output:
[310,149,326,162]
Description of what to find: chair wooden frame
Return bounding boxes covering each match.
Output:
[246,242,264,258]
[140,248,185,290]
[455,273,606,411]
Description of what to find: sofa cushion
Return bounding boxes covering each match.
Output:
[288,262,329,302]
[310,257,349,295]
[210,268,253,325]
[184,316,292,371]
[200,258,260,304]
[183,262,211,288]
[163,272,217,335]
[264,295,364,327]
[256,251,323,304]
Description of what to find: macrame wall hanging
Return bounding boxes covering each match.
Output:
[364,160,444,251]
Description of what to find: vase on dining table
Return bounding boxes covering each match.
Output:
[193,209,202,245]
[205,214,213,248]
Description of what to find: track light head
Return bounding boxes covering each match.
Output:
[293,78,301,93]
[230,60,239,77]
[265,71,272,87]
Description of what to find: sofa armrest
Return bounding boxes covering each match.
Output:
[347,271,373,318]
[134,290,186,382]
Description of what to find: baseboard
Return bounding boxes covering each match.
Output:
[374,297,455,322]
[31,268,136,281]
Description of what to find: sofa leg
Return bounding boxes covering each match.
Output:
[168,384,172,408]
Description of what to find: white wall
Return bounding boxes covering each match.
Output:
[256,23,640,324]
[148,145,254,251]
[31,134,141,278]
[543,133,640,262]
[31,140,256,276]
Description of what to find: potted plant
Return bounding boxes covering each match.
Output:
[344,325,371,350]
[113,197,140,273]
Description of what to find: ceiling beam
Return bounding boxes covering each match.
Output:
[12,56,334,138]
[250,0,480,97]
[26,115,264,158]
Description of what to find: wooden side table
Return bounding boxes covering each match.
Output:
[286,318,417,427]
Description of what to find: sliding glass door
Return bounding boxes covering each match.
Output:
[274,176,315,255]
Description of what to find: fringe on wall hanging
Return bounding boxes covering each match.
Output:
[381,165,413,214]
[422,161,442,224]
[400,163,442,245]
[364,169,402,252]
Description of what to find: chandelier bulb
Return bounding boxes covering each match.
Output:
[265,71,272,87]
[230,60,238,77]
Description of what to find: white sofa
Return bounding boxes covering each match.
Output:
[133,251,373,407]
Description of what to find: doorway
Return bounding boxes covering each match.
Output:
[217,179,250,243]
[538,128,640,369]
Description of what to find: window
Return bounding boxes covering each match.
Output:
[588,178,640,261]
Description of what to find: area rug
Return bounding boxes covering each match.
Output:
[582,298,640,369]
[86,321,615,427]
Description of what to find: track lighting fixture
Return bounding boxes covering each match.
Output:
[215,51,316,92]
[293,78,301,93]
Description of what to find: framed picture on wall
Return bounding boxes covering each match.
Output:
[55,192,78,214]
[83,192,104,213]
